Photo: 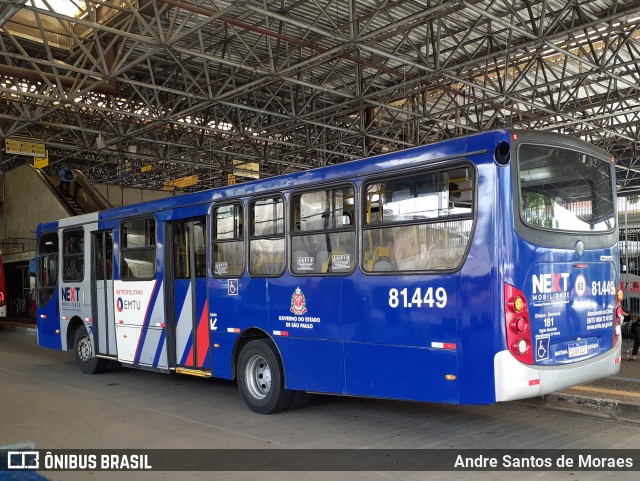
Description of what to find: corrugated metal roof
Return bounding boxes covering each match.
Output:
[0,0,639,193]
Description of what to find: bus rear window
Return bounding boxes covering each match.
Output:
[518,144,614,232]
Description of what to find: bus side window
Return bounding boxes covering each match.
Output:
[121,218,156,280]
[362,166,475,273]
[49,257,58,285]
[291,186,356,275]
[62,228,84,282]
[249,197,285,277]
[212,203,244,277]
[371,246,393,272]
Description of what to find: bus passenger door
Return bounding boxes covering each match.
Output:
[167,218,211,371]
[91,231,116,356]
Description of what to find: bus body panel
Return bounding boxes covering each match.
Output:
[194,277,212,369]
[33,223,61,350]
[524,259,616,364]
[456,159,501,404]
[36,287,62,350]
[208,276,240,379]
[211,274,349,393]
[341,272,460,402]
[343,343,458,403]
[269,276,345,393]
[113,279,168,369]
[269,276,342,341]
[171,276,212,370]
[493,130,621,402]
[211,276,272,382]
[226,277,269,329]
[173,280,191,360]
[276,338,346,394]
[493,343,620,402]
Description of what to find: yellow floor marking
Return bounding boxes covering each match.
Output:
[569,385,640,399]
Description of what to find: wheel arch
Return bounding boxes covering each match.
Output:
[231,328,284,381]
[66,316,86,350]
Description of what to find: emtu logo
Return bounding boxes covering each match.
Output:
[116,297,141,312]
[532,273,570,294]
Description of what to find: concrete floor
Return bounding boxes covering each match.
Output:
[1,328,640,481]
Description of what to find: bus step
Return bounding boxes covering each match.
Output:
[175,367,212,378]
[96,355,118,361]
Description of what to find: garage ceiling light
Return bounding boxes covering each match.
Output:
[32,0,86,18]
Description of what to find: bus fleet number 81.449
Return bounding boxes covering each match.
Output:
[388,287,448,309]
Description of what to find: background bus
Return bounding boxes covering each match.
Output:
[0,254,7,318]
[620,273,640,322]
[35,129,622,413]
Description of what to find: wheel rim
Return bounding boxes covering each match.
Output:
[77,335,92,363]
[245,354,272,400]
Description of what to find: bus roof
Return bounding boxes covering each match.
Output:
[90,129,509,223]
[37,128,610,229]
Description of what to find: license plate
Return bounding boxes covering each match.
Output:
[568,341,588,358]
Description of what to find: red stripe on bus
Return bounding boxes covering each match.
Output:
[184,342,194,366]
[133,280,158,365]
[196,300,210,368]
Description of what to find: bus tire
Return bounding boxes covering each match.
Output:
[237,339,293,414]
[288,391,312,410]
[74,325,108,374]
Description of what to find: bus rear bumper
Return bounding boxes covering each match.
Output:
[494,344,621,402]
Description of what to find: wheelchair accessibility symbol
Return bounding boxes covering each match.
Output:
[536,336,550,361]
[228,279,238,296]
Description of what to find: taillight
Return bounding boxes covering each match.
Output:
[0,291,5,308]
[504,283,533,364]
[510,317,528,334]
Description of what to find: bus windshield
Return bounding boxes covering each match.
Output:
[518,143,615,232]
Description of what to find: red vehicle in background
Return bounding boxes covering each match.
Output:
[0,254,7,317]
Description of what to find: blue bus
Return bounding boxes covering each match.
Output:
[35,130,623,413]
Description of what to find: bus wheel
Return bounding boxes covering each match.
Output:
[238,339,293,414]
[74,325,108,374]
[288,391,312,410]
